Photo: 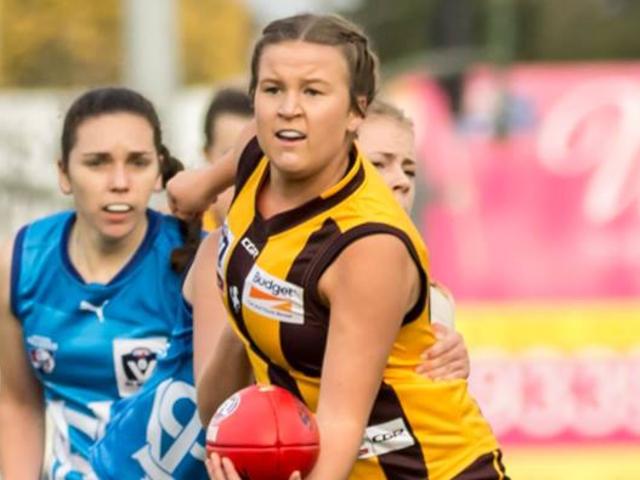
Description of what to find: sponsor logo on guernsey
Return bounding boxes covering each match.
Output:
[79,299,109,323]
[26,335,58,374]
[358,417,415,459]
[113,337,168,397]
[48,399,113,477]
[242,264,304,325]
[133,379,205,479]
[240,237,260,259]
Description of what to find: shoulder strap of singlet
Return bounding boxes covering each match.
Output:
[306,222,429,325]
[234,136,264,196]
[9,225,28,319]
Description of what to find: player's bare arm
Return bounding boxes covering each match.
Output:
[306,233,420,480]
[190,231,252,426]
[0,237,46,477]
[167,120,257,220]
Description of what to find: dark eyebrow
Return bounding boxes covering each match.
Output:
[128,151,154,157]
[259,77,282,85]
[81,152,111,161]
[371,152,396,161]
[302,78,331,86]
[81,150,153,157]
[81,151,108,157]
[259,78,331,87]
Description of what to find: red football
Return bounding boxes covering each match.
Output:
[206,385,320,480]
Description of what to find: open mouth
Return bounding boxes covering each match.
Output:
[275,129,306,142]
[103,203,133,213]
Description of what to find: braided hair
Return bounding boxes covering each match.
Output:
[248,13,379,117]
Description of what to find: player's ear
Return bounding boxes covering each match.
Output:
[57,159,72,195]
[347,96,367,134]
[154,153,164,193]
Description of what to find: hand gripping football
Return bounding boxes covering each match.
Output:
[206,385,320,480]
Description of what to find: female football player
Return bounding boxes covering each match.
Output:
[170,13,506,480]
[0,87,199,478]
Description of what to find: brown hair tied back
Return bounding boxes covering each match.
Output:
[61,88,201,274]
[158,144,202,273]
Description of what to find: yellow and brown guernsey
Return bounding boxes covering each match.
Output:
[217,138,505,480]
[202,209,219,232]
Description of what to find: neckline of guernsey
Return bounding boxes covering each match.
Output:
[60,208,161,286]
[252,145,365,236]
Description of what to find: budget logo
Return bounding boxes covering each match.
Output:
[242,265,304,325]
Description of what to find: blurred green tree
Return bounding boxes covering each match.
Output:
[180,0,252,84]
[346,0,640,72]
[0,0,252,87]
[0,0,120,87]
[518,0,640,61]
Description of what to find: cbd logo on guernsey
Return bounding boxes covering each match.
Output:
[358,418,415,459]
[242,265,305,325]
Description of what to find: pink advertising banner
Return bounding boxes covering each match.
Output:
[387,65,640,466]
[396,64,640,300]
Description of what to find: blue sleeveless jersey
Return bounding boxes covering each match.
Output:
[11,210,184,479]
[90,299,207,480]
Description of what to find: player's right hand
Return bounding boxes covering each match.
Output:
[416,323,469,380]
[206,453,302,480]
[166,169,216,221]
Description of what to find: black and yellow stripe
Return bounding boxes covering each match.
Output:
[219,137,503,479]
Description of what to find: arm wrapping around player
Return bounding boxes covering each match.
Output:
[305,233,421,480]
[187,230,252,426]
[167,120,256,220]
[417,283,469,380]
[0,237,46,478]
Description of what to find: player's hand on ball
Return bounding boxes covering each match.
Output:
[206,453,301,480]
[416,323,470,380]
[206,385,319,479]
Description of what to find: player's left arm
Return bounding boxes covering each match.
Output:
[187,230,252,426]
[305,233,420,480]
[0,237,46,477]
[186,228,226,379]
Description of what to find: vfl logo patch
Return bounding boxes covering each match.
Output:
[242,265,304,325]
[113,337,168,397]
[26,335,58,374]
[358,418,416,459]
